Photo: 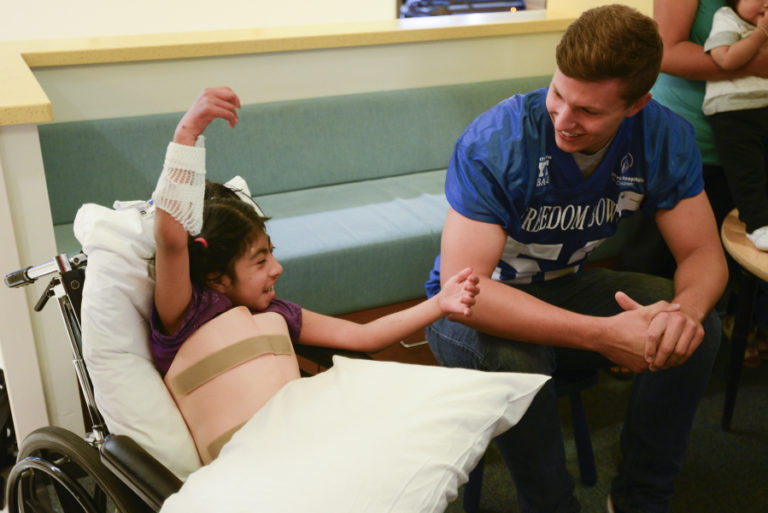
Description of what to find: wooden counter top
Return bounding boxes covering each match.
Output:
[721,209,768,282]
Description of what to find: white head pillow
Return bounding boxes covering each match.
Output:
[75,202,202,479]
[161,356,548,513]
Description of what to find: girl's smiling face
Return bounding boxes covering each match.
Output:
[211,233,283,311]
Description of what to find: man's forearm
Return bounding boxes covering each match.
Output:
[451,277,605,351]
[671,246,728,322]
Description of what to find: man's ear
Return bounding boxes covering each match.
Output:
[627,92,652,117]
[207,273,231,294]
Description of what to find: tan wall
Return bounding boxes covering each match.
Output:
[0,0,398,41]
[548,0,652,16]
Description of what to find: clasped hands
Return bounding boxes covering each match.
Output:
[606,291,705,373]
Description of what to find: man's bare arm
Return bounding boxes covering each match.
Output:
[439,208,676,372]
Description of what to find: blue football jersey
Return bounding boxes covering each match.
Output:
[425,88,703,296]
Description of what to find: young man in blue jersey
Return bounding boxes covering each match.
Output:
[424,4,728,513]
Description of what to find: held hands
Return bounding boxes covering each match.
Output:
[437,267,480,317]
[174,87,242,146]
[613,291,704,372]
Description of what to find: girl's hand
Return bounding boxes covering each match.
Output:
[438,267,480,317]
[174,87,242,146]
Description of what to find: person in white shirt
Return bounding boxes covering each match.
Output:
[703,0,768,250]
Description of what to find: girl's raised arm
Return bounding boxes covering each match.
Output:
[297,268,479,353]
[153,87,241,335]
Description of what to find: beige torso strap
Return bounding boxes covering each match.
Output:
[164,306,300,464]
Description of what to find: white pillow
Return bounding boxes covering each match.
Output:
[160,356,548,513]
[75,202,203,479]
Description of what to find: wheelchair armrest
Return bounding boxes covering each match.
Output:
[100,434,183,512]
[294,344,372,372]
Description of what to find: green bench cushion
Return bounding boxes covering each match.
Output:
[257,170,447,313]
[55,171,448,314]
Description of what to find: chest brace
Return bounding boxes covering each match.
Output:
[164,306,300,464]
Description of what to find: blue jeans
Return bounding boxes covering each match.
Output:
[426,269,721,513]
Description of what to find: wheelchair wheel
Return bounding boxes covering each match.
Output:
[7,426,152,513]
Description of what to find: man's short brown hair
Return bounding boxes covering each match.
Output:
[556,4,663,105]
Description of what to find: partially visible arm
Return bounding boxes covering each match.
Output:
[435,209,677,372]
[154,209,193,336]
[298,302,442,353]
[154,87,241,335]
[644,191,728,369]
[710,28,768,70]
[438,209,600,346]
[663,192,727,320]
[654,0,768,79]
[297,267,479,352]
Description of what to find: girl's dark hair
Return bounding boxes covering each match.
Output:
[188,181,269,287]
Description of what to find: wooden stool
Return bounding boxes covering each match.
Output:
[720,209,768,430]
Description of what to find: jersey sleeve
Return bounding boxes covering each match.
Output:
[444,96,531,232]
[642,104,704,214]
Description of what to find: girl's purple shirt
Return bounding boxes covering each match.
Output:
[149,285,303,376]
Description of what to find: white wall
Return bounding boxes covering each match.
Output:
[1,0,398,41]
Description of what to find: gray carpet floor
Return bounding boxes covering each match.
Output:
[445,336,768,513]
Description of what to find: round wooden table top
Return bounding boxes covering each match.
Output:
[720,209,768,282]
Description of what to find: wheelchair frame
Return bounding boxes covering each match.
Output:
[5,253,184,513]
[4,251,361,513]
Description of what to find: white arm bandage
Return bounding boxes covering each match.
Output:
[152,137,207,235]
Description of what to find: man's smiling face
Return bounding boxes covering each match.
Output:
[545,69,650,155]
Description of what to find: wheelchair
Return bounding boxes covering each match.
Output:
[4,252,181,512]
[3,251,349,513]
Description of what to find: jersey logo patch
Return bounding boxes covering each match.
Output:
[537,156,551,187]
[620,153,634,174]
[612,153,645,187]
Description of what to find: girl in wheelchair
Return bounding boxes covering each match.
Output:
[151,86,480,463]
